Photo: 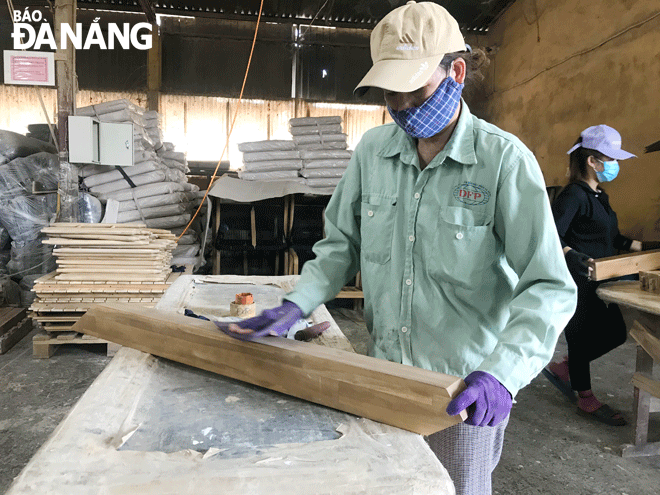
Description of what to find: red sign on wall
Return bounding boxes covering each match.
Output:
[3,50,55,86]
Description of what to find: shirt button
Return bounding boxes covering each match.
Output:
[456,232,464,240]
[367,210,374,217]
[409,235,415,242]
[414,193,420,199]
[401,326,408,333]
[405,279,412,286]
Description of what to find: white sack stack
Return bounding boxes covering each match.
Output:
[289,116,352,191]
[237,140,306,184]
[76,99,204,268]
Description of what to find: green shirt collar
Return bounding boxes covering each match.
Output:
[378,100,478,168]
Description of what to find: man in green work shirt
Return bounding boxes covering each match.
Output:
[228,2,577,493]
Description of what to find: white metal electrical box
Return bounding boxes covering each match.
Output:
[68,116,133,167]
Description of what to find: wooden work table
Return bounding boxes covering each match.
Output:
[597,281,660,457]
[7,275,454,494]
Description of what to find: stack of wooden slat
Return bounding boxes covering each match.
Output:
[29,223,179,358]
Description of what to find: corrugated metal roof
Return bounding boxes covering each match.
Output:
[70,0,515,32]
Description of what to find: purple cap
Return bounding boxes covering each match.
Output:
[567,125,636,160]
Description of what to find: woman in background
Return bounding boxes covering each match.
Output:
[545,124,640,426]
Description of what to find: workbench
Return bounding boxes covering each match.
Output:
[7,275,454,494]
[597,281,660,457]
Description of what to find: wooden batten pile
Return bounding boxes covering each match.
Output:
[29,223,179,358]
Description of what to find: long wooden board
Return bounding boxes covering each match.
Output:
[589,250,660,281]
[632,372,660,400]
[0,308,27,335]
[630,320,660,361]
[72,303,467,435]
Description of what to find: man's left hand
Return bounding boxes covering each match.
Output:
[446,371,512,427]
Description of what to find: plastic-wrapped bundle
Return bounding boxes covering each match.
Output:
[173,244,200,258]
[0,248,10,275]
[134,134,154,151]
[0,130,57,161]
[7,237,55,277]
[77,99,147,128]
[300,168,347,178]
[0,194,57,242]
[82,162,163,188]
[177,232,198,245]
[289,116,342,127]
[292,133,347,144]
[157,150,186,164]
[77,98,145,116]
[242,150,300,162]
[144,110,162,129]
[0,152,59,196]
[147,127,164,149]
[162,158,189,173]
[302,158,351,169]
[26,124,57,145]
[134,150,159,163]
[0,275,21,306]
[88,170,171,195]
[237,170,299,181]
[79,192,104,223]
[300,149,352,160]
[242,159,302,172]
[305,177,342,188]
[289,124,343,136]
[295,141,348,150]
[143,213,191,229]
[98,181,194,202]
[238,140,296,152]
[0,226,9,250]
[117,192,188,211]
[115,202,189,223]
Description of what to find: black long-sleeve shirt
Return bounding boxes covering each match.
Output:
[552,181,632,259]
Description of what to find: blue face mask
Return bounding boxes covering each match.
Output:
[387,76,464,139]
[596,159,619,182]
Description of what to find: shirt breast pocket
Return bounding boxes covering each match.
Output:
[431,206,497,288]
[361,197,397,264]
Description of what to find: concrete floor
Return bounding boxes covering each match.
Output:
[1,308,659,494]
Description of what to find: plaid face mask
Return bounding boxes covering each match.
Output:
[387,76,464,139]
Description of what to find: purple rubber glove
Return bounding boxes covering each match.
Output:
[446,371,512,427]
[222,301,303,340]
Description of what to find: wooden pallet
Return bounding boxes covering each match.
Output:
[32,331,121,359]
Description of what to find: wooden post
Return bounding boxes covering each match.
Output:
[213,201,221,275]
[147,22,161,112]
[54,0,78,222]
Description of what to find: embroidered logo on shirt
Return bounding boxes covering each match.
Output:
[453,182,491,206]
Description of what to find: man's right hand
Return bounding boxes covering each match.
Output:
[225,301,303,339]
[565,249,592,278]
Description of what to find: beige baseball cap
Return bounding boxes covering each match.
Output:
[354,1,467,97]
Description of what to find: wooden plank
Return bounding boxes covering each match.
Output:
[632,373,660,399]
[630,321,660,362]
[0,318,33,354]
[0,308,27,335]
[589,250,660,281]
[72,303,467,435]
[335,287,364,299]
[54,273,169,282]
